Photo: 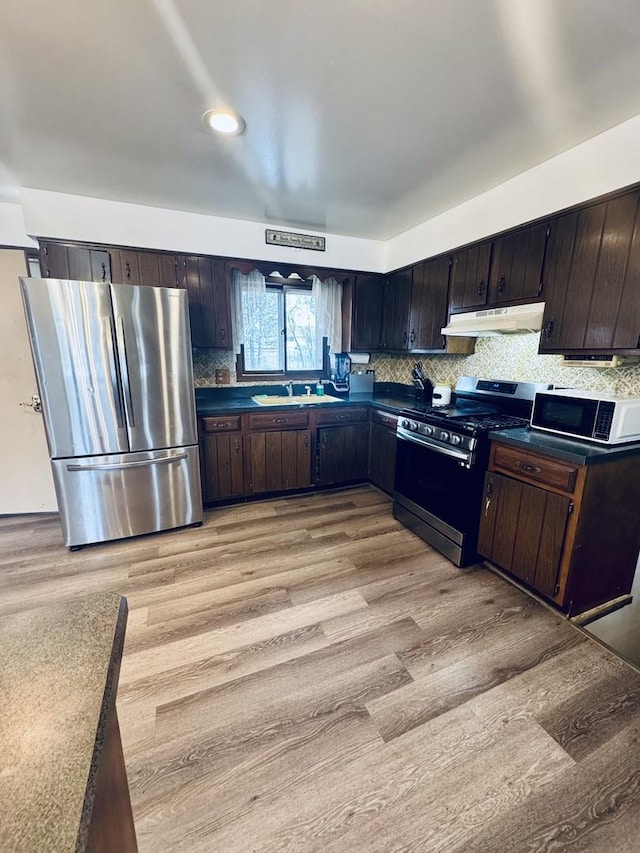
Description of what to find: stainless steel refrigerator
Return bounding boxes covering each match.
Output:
[20,277,203,549]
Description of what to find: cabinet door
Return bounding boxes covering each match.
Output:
[449,242,492,311]
[381,269,412,350]
[115,249,142,285]
[203,433,244,501]
[478,472,570,598]
[248,429,311,494]
[179,256,232,348]
[408,257,449,350]
[317,424,368,487]
[39,243,111,282]
[351,274,384,351]
[368,422,397,494]
[488,223,548,305]
[540,192,640,352]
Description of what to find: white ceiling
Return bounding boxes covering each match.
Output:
[2,0,640,240]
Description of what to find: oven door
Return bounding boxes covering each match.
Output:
[393,431,486,566]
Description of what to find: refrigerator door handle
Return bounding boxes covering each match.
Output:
[103,316,125,429]
[116,316,136,428]
[66,452,188,472]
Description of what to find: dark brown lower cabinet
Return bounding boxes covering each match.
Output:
[478,472,570,599]
[203,432,244,501]
[248,429,312,494]
[317,424,369,487]
[478,440,640,615]
[368,410,398,494]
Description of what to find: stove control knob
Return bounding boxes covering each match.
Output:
[450,435,462,445]
[439,430,450,442]
[400,419,411,430]
[424,425,434,436]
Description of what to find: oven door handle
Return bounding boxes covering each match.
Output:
[397,426,473,464]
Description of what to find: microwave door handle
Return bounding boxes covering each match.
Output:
[115,316,135,428]
[103,317,125,429]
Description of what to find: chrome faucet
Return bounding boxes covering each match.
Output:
[284,381,294,397]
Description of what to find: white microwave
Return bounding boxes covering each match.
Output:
[531,389,640,445]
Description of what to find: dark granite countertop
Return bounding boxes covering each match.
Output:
[0,593,128,852]
[489,426,640,465]
[195,383,416,417]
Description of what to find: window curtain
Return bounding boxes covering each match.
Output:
[232,268,267,353]
[312,275,342,364]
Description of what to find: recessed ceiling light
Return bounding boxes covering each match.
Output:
[203,109,246,136]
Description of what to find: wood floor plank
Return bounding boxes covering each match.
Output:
[120,589,369,684]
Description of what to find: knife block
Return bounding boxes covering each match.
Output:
[413,382,433,406]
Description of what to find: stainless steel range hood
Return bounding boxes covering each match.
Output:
[441,302,545,337]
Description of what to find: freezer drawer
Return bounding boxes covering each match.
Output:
[52,446,203,547]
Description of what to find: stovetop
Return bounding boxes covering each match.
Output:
[402,403,528,434]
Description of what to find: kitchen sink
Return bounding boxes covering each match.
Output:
[252,394,345,406]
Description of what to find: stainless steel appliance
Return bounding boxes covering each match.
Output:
[531,388,640,445]
[330,352,352,391]
[20,277,203,549]
[393,376,551,566]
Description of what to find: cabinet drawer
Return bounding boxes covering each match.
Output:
[492,443,578,493]
[316,407,368,425]
[249,410,310,431]
[371,409,398,430]
[202,415,241,433]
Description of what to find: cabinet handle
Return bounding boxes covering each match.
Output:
[125,262,131,280]
[403,331,407,343]
[410,330,416,344]
[304,435,309,448]
[273,418,287,424]
[497,276,505,294]
[220,328,226,341]
[515,461,542,474]
[336,414,350,420]
[101,262,107,282]
[543,319,554,342]
[217,423,230,429]
[484,480,493,517]
[322,434,327,448]
[477,280,486,298]
[234,439,240,454]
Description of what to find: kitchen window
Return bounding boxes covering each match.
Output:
[233,269,342,380]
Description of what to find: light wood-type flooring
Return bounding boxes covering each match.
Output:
[3,485,640,852]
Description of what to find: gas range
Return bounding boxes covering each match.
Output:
[398,377,550,467]
[393,376,552,567]
[398,406,530,464]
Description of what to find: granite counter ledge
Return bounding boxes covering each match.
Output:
[0,593,137,852]
[488,426,640,465]
[195,382,416,417]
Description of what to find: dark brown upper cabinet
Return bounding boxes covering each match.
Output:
[350,273,384,351]
[449,241,492,312]
[408,256,450,351]
[110,249,181,288]
[540,189,640,353]
[39,242,111,283]
[177,256,232,349]
[380,268,413,350]
[488,223,549,306]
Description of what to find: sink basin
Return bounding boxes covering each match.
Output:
[252,394,345,406]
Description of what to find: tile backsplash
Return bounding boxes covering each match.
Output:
[369,334,640,395]
[193,334,640,396]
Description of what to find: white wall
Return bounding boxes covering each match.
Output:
[0,249,58,513]
[386,113,640,270]
[0,202,37,249]
[19,189,385,273]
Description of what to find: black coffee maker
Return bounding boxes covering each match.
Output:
[331,352,352,392]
